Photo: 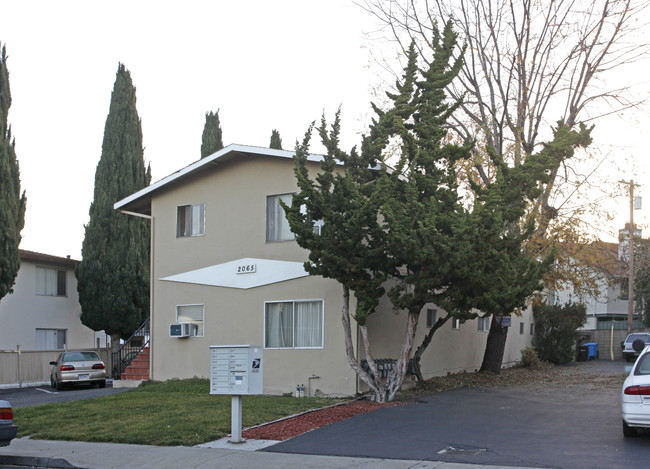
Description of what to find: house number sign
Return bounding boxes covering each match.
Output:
[236,263,257,274]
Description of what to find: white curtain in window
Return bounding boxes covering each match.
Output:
[265,302,293,347]
[177,305,204,336]
[295,301,323,347]
[36,329,66,350]
[267,194,294,241]
[191,204,205,235]
[36,267,57,296]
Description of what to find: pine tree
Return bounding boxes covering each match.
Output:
[0,44,26,301]
[76,64,151,349]
[200,110,223,158]
[269,129,283,150]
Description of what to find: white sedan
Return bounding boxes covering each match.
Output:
[622,344,650,437]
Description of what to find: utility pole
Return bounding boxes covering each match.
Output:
[621,179,640,335]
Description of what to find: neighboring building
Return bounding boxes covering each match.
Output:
[115,144,535,396]
[0,250,106,351]
[549,225,640,331]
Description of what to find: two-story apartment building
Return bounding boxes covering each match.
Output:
[0,250,106,351]
[115,144,534,396]
[550,225,641,331]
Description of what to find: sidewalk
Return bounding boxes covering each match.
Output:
[0,438,539,469]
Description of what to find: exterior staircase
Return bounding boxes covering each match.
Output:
[112,317,150,388]
[121,346,150,381]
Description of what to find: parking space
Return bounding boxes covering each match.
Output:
[0,383,131,408]
[266,360,650,469]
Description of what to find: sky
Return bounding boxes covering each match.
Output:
[1,0,649,260]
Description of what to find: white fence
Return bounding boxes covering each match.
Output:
[0,347,112,387]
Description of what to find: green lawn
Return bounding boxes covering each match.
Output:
[15,379,346,446]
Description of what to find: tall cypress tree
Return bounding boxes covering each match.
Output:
[0,44,26,301]
[200,110,223,158]
[76,64,151,349]
[269,129,283,150]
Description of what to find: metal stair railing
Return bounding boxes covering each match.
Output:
[112,317,150,380]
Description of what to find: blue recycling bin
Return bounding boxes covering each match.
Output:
[584,342,598,360]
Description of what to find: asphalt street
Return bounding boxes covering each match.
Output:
[265,360,649,469]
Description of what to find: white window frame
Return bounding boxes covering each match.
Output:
[266,193,295,242]
[36,266,67,297]
[530,323,535,335]
[452,317,461,330]
[176,304,205,337]
[520,322,525,335]
[478,316,490,332]
[35,328,67,350]
[264,299,324,349]
[177,203,205,238]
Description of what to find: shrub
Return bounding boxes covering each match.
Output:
[533,302,587,365]
[520,346,541,369]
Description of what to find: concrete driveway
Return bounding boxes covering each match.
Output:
[265,360,649,469]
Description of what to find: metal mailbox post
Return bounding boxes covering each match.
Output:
[209,345,263,443]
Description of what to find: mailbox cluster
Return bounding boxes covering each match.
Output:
[210,345,263,395]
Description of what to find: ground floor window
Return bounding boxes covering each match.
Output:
[176,304,204,336]
[265,299,323,348]
[36,328,66,350]
[426,308,437,328]
[478,316,490,332]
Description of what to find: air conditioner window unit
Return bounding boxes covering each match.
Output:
[170,322,198,338]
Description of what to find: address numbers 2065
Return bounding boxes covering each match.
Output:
[236,264,257,274]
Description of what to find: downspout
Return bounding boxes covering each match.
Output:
[119,210,154,381]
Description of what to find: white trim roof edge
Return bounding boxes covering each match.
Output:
[114,143,328,211]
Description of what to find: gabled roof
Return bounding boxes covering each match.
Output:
[114,144,329,216]
[19,249,78,267]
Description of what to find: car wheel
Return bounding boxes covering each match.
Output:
[625,354,633,362]
[50,376,56,389]
[623,421,637,437]
[55,378,63,391]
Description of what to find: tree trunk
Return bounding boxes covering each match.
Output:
[110,333,121,354]
[386,310,419,401]
[411,313,451,381]
[480,315,509,373]
[340,285,385,401]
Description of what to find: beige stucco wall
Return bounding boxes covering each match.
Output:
[363,293,535,384]
[0,260,100,351]
[146,152,535,396]
[148,155,359,396]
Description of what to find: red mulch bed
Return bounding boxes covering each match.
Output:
[242,400,402,441]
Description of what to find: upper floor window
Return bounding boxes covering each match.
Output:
[266,194,323,242]
[177,204,205,237]
[36,267,66,296]
[266,194,294,242]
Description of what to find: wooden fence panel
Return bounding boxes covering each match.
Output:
[0,348,113,387]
